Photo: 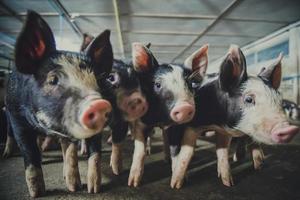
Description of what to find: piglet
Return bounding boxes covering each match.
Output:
[168,45,299,188]
[5,11,113,197]
[126,43,209,187]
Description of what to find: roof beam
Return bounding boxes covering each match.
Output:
[171,0,242,62]
[0,1,23,23]
[48,0,83,38]
[128,30,261,38]
[112,0,125,59]
[0,12,289,24]
[0,29,263,38]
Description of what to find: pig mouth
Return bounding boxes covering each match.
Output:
[119,94,149,121]
[122,101,149,121]
[271,122,299,144]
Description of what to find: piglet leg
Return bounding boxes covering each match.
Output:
[171,127,197,189]
[86,134,102,193]
[249,143,264,170]
[110,143,123,175]
[128,122,146,187]
[80,139,87,155]
[2,134,15,158]
[64,142,81,192]
[25,164,45,198]
[9,114,45,197]
[87,153,101,193]
[216,133,233,187]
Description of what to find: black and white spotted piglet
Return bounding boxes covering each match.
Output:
[79,34,150,174]
[105,59,149,175]
[167,45,299,189]
[126,43,208,187]
[5,11,113,197]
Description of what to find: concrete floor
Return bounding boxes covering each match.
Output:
[1,133,300,200]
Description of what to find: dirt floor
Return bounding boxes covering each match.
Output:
[0,132,300,200]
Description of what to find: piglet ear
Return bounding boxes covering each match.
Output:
[219,44,247,92]
[80,33,94,52]
[184,44,209,77]
[15,10,56,74]
[146,43,151,49]
[258,53,283,90]
[86,30,113,76]
[132,42,158,72]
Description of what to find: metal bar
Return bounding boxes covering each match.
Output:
[48,0,83,38]
[112,0,125,59]
[0,12,289,24]
[129,43,229,48]
[0,1,23,22]
[128,30,261,38]
[171,0,242,62]
[0,28,262,38]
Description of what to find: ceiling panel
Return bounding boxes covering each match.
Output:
[123,0,232,15]
[2,0,56,13]
[61,0,114,13]
[225,0,300,22]
[0,0,299,64]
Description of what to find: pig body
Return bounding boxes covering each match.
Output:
[168,46,299,188]
[6,11,113,197]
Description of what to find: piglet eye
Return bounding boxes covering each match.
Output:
[106,73,120,86]
[244,94,255,105]
[191,82,200,89]
[107,74,115,82]
[154,82,161,92]
[48,75,59,85]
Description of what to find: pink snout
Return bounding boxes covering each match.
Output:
[121,92,148,120]
[81,99,112,130]
[271,125,299,143]
[170,103,195,124]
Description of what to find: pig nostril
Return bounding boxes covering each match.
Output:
[131,105,136,111]
[136,99,142,104]
[278,133,287,137]
[88,113,95,120]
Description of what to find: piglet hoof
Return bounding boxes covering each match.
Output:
[2,136,14,158]
[41,136,53,152]
[80,144,87,156]
[146,137,151,155]
[25,165,45,198]
[128,166,143,187]
[110,152,122,175]
[170,170,185,189]
[252,149,264,170]
[79,139,87,155]
[65,165,81,192]
[87,153,101,193]
[146,146,151,155]
[233,153,238,162]
[106,136,112,144]
[218,170,234,187]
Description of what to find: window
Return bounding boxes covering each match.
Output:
[257,40,289,63]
